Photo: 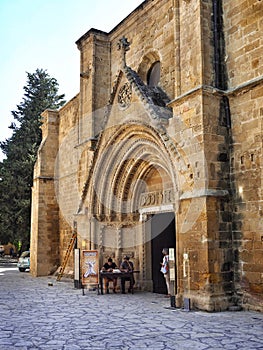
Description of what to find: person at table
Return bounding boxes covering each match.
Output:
[101,257,117,294]
[120,255,134,294]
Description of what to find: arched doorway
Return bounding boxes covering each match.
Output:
[151,212,175,294]
[80,122,178,292]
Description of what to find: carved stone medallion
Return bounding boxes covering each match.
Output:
[118,83,132,110]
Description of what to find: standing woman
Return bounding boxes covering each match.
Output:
[160,248,170,297]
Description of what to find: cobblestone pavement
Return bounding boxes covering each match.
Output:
[0,265,263,350]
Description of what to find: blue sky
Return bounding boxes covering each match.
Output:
[0,0,143,160]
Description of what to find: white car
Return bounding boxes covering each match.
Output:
[17,251,30,272]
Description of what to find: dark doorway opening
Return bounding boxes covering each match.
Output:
[151,212,175,294]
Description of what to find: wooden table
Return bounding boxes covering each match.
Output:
[100,271,139,295]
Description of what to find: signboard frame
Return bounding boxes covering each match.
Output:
[81,250,99,286]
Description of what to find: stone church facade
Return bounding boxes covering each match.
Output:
[30,0,263,312]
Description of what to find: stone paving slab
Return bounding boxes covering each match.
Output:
[0,266,263,349]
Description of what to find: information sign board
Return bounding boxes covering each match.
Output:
[82,250,99,285]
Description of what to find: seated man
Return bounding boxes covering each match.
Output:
[120,255,135,294]
[101,258,117,294]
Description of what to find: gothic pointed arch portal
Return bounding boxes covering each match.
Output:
[78,121,178,292]
[89,122,178,230]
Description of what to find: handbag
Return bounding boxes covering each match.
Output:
[160,265,168,274]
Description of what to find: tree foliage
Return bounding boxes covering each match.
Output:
[0,69,65,251]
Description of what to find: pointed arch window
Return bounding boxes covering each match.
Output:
[147,61,160,87]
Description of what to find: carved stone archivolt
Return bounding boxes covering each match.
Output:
[87,123,178,221]
[118,83,132,110]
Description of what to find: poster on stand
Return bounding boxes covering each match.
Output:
[82,250,99,285]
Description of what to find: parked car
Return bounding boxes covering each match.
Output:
[0,245,4,257]
[17,251,30,272]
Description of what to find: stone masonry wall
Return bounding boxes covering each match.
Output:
[76,31,110,141]
[108,0,175,98]
[230,87,263,311]
[31,110,60,276]
[223,0,263,88]
[223,0,263,311]
[56,96,80,269]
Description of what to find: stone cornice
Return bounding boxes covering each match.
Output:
[167,75,263,106]
[34,176,54,181]
[180,189,229,200]
[227,75,263,96]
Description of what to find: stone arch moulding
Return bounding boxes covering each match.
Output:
[87,122,179,224]
[137,50,162,85]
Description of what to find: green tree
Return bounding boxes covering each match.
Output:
[0,69,65,251]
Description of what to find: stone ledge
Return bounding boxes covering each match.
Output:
[180,189,229,200]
